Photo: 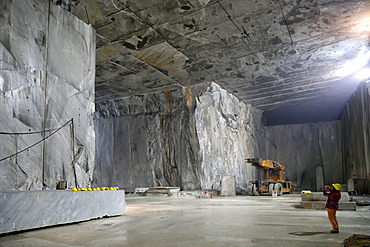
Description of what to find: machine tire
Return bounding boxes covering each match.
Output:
[274,183,283,196]
[252,184,260,196]
[268,183,275,196]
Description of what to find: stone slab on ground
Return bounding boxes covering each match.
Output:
[0,190,126,234]
[301,192,351,202]
[300,201,356,210]
[300,192,356,210]
[145,187,181,196]
[134,188,149,193]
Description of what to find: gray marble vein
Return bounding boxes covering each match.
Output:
[0,0,95,190]
[0,190,125,234]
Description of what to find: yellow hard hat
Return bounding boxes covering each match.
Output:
[332,183,341,191]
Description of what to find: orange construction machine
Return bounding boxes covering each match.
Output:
[246,158,294,196]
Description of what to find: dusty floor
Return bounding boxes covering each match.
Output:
[0,194,369,247]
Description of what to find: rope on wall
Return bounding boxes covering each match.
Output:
[0,119,73,162]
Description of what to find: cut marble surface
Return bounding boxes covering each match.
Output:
[0,0,95,190]
[94,83,264,192]
[0,190,126,234]
[265,121,343,191]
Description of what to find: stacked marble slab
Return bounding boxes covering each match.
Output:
[300,192,356,210]
[137,187,181,197]
[0,190,126,234]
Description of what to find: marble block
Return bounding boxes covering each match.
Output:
[300,192,356,210]
[0,190,126,234]
[145,187,181,196]
[300,201,356,210]
[220,176,236,196]
[301,192,350,202]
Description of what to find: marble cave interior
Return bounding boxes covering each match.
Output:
[1,0,370,228]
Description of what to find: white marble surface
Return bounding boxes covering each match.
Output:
[94,83,265,192]
[266,121,343,191]
[341,82,370,193]
[195,83,265,191]
[94,81,351,194]
[300,192,356,210]
[0,0,95,190]
[301,192,351,202]
[220,176,236,196]
[0,190,125,234]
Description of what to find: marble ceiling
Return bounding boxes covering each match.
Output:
[61,0,370,125]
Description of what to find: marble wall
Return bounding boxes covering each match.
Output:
[194,83,265,191]
[341,81,370,193]
[0,1,95,190]
[94,85,204,190]
[2,1,361,194]
[265,121,343,191]
[94,83,265,192]
[95,81,348,193]
[265,80,370,193]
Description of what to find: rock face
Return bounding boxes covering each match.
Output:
[264,81,370,193]
[266,121,343,191]
[194,83,265,191]
[95,80,362,192]
[2,1,368,195]
[341,82,370,194]
[94,81,349,192]
[0,1,95,190]
[94,83,265,191]
[94,85,205,190]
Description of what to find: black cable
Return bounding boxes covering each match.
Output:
[0,119,73,162]
[84,6,90,24]
[0,126,68,135]
[217,1,261,64]
[277,0,294,46]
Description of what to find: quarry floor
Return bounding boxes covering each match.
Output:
[1,194,370,247]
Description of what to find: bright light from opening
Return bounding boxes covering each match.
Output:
[358,18,370,32]
[334,50,370,77]
[355,67,370,80]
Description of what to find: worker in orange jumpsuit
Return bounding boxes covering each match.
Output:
[323,183,342,233]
